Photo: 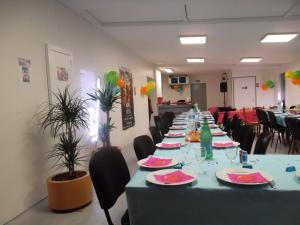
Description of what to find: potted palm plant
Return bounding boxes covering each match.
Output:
[88,71,121,147]
[39,86,92,211]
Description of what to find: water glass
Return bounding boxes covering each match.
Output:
[194,146,207,175]
[225,147,238,166]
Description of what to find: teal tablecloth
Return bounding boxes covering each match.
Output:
[275,112,300,127]
[126,115,300,225]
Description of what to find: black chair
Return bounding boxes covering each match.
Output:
[285,117,300,154]
[133,135,156,160]
[213,111,219,124]
[154,115,169,135]
[253,132,273,154]
[89,147,130,225]
[267,111,287,152]
[238,125,256,154]
[149,126,163,144]
[221,111,229,131]
[232,118,243,141]
[260,109,271,133]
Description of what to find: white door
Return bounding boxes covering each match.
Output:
[233,77,256,108]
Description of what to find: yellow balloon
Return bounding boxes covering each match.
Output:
[147,81,156,90]
[285,71,295,79]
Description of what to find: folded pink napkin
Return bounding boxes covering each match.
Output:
[227,172,268,184]
[167,133,185,137]
[154,170,194,184]
[213,142,235,148]
[209,124,218,128]
[170,126,185,130]
[143,157,173,167]
[212,131,226,136]
[160,143,181,148]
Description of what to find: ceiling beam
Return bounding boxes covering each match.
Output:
[283,0,300,18]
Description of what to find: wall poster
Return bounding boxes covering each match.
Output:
[119,67,135,130]
[18,57,31,83]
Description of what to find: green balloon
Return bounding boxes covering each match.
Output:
[105,70,119,86]
[266,80,275,88]
[295,70,300,79]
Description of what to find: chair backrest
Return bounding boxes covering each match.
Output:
[149,126,163,144]
[285,117,297,136]
[232,118,243,141]
[213,111,219,124]
[253,132,273,154]
[89,147,130,210]
[154,116,169,135]
[133,135,156,160]
[222,111,229,126]
[255,108,262,123]
[267,111,277,128]
[154,116,161,129]
[260,110,269,124]
[238,125,255,154]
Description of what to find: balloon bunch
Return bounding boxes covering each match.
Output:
[140,81,156,96]
[105,70,125,88]
[171,85,184,93]
[285,70,300,85]
[261,80,275,91]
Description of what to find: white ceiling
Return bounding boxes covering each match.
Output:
[59,0,300,74]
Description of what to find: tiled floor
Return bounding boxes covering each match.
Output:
[6,134,292,225]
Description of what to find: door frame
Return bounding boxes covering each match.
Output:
[190,82,208,111]
[232,76,257,108]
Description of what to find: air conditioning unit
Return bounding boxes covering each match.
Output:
[168,75,189,85]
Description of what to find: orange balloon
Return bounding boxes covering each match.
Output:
[140,86,148,95]
[261,84,268,91]
[292,78,300,85]
[117,78,125,88]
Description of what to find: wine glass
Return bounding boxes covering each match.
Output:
[194,146,207,175]
[225,147,238,166]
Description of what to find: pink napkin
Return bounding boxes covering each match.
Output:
[160,143,181,148]
[154,170,194,184]
[213,142,235,148]
[227,172,268,184]
[209,124,218,128]
[143,157,173,167]
[212,131,225,136]
[170,126,185,130]
[167,133,185,137]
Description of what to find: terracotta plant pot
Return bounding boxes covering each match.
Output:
[47,171,92,211]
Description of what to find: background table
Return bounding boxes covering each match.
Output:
[126,127,300,225]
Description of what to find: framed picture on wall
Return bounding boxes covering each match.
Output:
[45,44,73,102]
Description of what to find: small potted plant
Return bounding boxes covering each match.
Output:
[88,70,122,147]
[38,86,92,211]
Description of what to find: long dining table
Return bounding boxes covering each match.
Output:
[273,111,300,127]
[126,112,300,225]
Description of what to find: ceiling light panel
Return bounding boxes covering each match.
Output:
[164,68,174,73]
[261,33,298,43]
[179,36,206,44]
[240,57,262,63]
[186,58,205,63]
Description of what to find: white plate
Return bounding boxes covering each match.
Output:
[146,169,197,186]
[164,132,186,138]
[137,157,178,169]
[212,141,240,148]
[170,126,186,130]
[216,168,273,186]
[173,122,187,126]
[156,142,182,149]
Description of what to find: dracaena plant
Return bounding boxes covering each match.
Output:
[39,86,89,179]
[88,80,120,147]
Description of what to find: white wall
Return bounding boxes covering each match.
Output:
[280,61,300,107]
[161,70,232,108]
[231,67,280,107]
[0,0,153,223]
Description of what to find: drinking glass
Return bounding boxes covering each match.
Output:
[181,142,190,164]
[194,146,207,175]
[225,147,238,166]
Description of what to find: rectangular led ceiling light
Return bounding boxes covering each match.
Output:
[179,36,206,44]
[240,57,262,63]
[261,33,298,43]
[186,58,205,63]
[164,68,174,73]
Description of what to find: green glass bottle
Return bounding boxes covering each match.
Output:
[201,118,213,160]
